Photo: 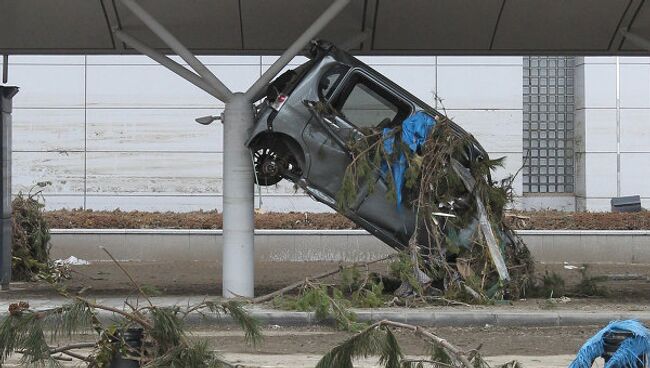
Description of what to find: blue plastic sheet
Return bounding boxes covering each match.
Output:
[382,111,436,208]
[569,320,650,368]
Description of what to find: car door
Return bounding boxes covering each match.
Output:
[303,68,416,242]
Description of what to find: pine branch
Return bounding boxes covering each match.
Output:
[75,296,153,330]
[48,342,96,354]
[316,319,476,368]
[195,300,262,346]
[253,254,396,303]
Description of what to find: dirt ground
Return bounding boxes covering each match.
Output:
[0,325,599,367]
[6,260,650,308]
[4,261,648,367]
[208,325,602,357]
[44,209,650,230]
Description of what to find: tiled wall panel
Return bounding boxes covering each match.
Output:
[11,55,525,211]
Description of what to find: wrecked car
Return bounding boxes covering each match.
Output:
[247,40,489,252]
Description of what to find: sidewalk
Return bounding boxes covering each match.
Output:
[2,293,649,327]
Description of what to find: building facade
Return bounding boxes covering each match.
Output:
[1,55,648,212]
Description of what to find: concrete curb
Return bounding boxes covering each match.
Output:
[3,308,645,328]
[2,294,648,327]
[227,310,650,327]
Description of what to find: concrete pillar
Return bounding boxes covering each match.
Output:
[0,86,18,289]
[574,57,620,211]
[222,93,255,298]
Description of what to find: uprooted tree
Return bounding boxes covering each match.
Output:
[11,182,55,281]
[336,107,535,302]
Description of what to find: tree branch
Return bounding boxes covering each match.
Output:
[76,297,153,330]
[49,342,96,354]
[252,254,395,304]
[100,246,154,307]
[377,320,474,368]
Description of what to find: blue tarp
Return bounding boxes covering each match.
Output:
[569,320,650,368]
[382,111,436,207]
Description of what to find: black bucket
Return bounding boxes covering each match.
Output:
[109,328,144,368]
[603,330,647,368]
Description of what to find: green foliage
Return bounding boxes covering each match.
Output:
[45,300,97,340]
[0,265,262,367]
[336,114,535,303]
[201,300,262,345]
[0,301,95,367]
[317,320,517,368]
[150,307,185,349]
[11,183,52,281]
[275,282,365,332]
[336,128,400,211]
[274,265,388,331]
[0,313,51,365]
[351,281,385,308]
[316,325,402,368]
[341,266,363,293]
[143,340,226,368]
[389,252,424,295]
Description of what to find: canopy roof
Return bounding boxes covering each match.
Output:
[1,0,649,55]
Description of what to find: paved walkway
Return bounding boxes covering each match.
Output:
[1,353,579,367]
[2,294,649,327]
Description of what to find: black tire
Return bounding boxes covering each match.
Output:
[251,138,302,186]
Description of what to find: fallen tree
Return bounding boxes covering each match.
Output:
[11,182,54,281]
[0,249,261,367]
[337,111,535,302]
[316,319,522,368]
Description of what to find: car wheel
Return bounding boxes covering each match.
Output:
[252,140,302,186]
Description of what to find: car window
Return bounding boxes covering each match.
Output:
[318,65,349,99]
[269,59,317,96]
[333,73,410,130]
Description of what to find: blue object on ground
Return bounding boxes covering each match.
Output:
[569,320,650,368]
[381,111,436,208]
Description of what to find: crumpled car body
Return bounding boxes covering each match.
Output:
[247,41,488,251]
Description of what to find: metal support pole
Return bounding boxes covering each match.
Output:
[2,55,7,84]
[340,29,372,51]
[0,86,18,290]
[115,0,351,298]
[616,57,621,197]
[245,0,352,100]
[621,30,650,51]
[120,0,233,102]
[222,93,255,297]
[114,30,222,99]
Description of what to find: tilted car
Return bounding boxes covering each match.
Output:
[247,40,488,251]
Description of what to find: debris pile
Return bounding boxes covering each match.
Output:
[339,114,535,301]
[11,183,53,281]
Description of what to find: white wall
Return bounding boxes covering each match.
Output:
[4,55,523,212]
[574,57,650,211]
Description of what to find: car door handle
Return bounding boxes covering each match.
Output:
[322,117,340,130]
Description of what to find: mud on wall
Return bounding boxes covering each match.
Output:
[4,55,525,212]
